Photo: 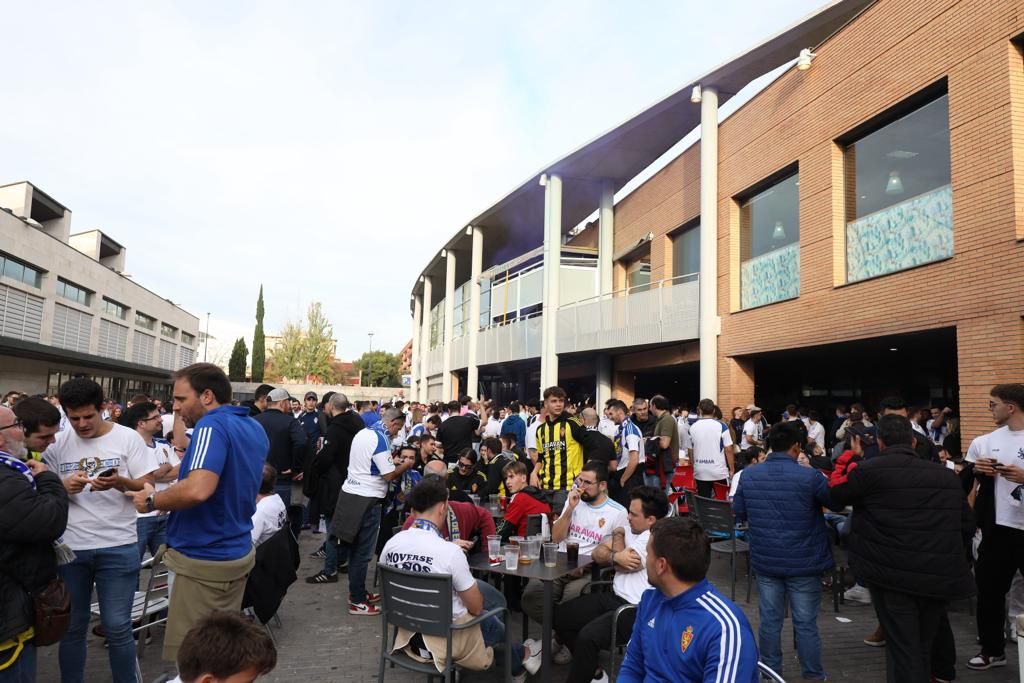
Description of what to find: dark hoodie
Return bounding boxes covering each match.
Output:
[498,486,551,541]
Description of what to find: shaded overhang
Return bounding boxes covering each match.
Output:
[411,0,877,307]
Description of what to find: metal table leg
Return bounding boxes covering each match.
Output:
[541,579,553,680]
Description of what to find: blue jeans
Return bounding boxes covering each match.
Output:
[58,543,140,683]
[273,479,292,505]
[756,574,826,680]
[0,642,35,683]
[335,502,381,604]
[136,514,168,561]
[477,579,524,675]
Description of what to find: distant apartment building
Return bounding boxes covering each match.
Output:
[0,181,200,402]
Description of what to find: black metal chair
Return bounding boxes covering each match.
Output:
[580,569,635,682]
[758,660,786,681]
[687,492,751,602]
[378,564,513,683]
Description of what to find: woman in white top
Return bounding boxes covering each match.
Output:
[251,463,286,547]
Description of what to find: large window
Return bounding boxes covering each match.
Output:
[160,323,177,339]
[672,222,700,279]
[429,302,444,349]
[452,284,469,338]
[844,91,952,282]
[739,171,800,309]
[103,298,127,320]
[181,331,196,346]
[135,311,156,330]
[56,278,92,307]
[0,253,43,288]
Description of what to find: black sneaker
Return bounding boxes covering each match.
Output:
[310,547,327,559]
[306,571,338,584]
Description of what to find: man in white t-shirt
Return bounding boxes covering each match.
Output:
[607,399,644,503]
[42,379,157,683]
[251,463,287,547]
[740,406,765,454]
[123,401,181,561]
[523,460,628,663]
[689,398,734,498]
[967,384,1024,671]
[553,485,670,682]
[381,477,539,680]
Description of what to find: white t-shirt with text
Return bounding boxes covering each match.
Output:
[43,423,158,550]
[690,418,733,482]
[251,494,287,546]
[558,496,628,555]
[138,438,180,518]
[741,419,762,451]
[979,427,1024,531]
[342,426,397,499]
[381,527,477,618]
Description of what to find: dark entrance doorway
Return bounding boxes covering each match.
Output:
[633,363,699,409]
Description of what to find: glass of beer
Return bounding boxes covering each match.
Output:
[565,541,580,565]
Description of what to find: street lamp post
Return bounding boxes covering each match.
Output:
[203,312,211,362]
[368,332,374,354]
[367,332,374,387]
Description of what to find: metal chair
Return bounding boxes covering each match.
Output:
[758,660,786,682]
[579,570,635,682]
[687,492,751,602]
[378,564,513,683]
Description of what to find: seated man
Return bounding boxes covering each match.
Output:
[251,463,287,547]
[381,478,541,682]
[169,610,277,683]
[522,461,627,663]
[554,486,670,683]
[404,461,496,552]
[496,460,551,541]
[618,517,759,683]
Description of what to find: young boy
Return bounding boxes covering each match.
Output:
[170,611,276,683]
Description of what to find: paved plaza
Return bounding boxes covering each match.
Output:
[34,531,1019,683]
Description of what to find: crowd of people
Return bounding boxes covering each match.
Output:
[2,373,1023,683]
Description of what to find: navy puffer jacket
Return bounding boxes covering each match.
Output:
[732,453,836,577]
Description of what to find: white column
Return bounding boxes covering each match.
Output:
[598,179,614,296]
[420,276,433,400]
[467,227,483,399]
[539,173,562,395]
[442,250,457,401]
[596,354,611,405]
[698,87,719,402]
[411,293,423,401]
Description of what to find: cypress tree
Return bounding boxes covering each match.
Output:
[252,285,266,382]
[228,337,248,382]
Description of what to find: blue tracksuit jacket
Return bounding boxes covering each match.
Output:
[618,579,759,683]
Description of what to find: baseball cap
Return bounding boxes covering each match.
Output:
[746,404,762,413]
[304,391,318,401]
[267,388,292,402]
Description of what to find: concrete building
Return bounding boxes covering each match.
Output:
[0,181,200,402]
[409,0,1024,447]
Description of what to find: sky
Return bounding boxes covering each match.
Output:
[0,0,826,363]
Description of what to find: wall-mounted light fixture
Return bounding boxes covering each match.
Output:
[796,48,816,71]
[690,85,702,103]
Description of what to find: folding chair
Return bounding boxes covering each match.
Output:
[669,465,695,515]
[687,492,751,602]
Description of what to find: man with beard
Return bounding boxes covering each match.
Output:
[128,363,269,662]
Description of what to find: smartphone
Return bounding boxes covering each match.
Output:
[95,467,117,478]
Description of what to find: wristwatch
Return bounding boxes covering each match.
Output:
[145,495,156,513]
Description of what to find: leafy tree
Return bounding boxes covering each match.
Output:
[227,337,248,382]
[300,302,337,383]
[354,350,402,387]
[252,285,266,382]
[268,322,304,381]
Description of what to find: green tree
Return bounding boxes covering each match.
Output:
[268,322,304,381]
[227,337,248,382]
[354,350,401,387]
[300,302,336,383]
[252,285,266,382]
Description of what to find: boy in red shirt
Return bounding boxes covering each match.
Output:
[498,460,551,541]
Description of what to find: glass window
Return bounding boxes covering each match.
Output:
[181,332,196,346]
[740,173,800,261]
[479,279,491,329]
[160,323,177,339]
[624,245,651,294]
[0,253,43,288]
[56,278,91,306]
[672,223,700,279]
[452,284,465,338]
[135,311,156,330]
[103,298,128,320]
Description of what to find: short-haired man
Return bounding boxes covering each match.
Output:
[436,400,480,464]
[830,414,974,682]
[327,406,413,615]
[382,478,540,681]
[533,386,587,510]
[501,401,527,452]
[606,399,644,504]
[12,396,61,459]
[244,384,275,417]
[0,405,69,680]
[127,363,269,663]
[403,463,496,551]
[619,516,759,682]
[648,395,678,489]
[253,388,307,539]
[479,436,510,498]
[740,405,765,456]
[689,398,735,498]
[579,407,616,472]
[522,461,627,662]
[170,610,277,683]
[554,486,670,683]
[43,379,158,682]
[967,383,1024,671]
[122,401,181,561]
[733,421,838,681]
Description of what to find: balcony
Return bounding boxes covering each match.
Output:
[555,274,699,354]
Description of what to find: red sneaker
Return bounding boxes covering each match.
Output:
[348,601,381,616]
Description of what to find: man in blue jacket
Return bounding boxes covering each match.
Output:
[618,516,759,683]
[732,420,837,681]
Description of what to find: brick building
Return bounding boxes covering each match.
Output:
[408,0,1024,447]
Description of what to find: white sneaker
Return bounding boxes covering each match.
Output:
[591,669,610,683]
[553,643,572,665]
[512,671,527,683]
[522,639,542,675]
[843,584,872,604]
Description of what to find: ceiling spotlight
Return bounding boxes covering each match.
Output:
[886,171,905,195]
[889,347,899,352]
[772,221,786,241]
[796,48,816,71]
[690,85,702,103]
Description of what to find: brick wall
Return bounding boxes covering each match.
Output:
[612,0,1024,443]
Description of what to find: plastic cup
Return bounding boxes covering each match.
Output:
[503,544,520,571]
[469,494,480,507]
[528,537,542,560]
[487,535,502,563]
[543,542,558,568]
[489,494,499,507]
[566,541,580,565]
